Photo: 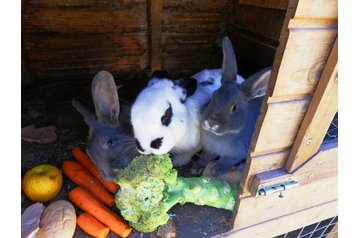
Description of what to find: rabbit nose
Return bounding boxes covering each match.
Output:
[203,120,219,131]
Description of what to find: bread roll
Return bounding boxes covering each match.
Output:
[38,200,76,238]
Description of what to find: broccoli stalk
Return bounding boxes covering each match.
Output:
[114,154,237,233]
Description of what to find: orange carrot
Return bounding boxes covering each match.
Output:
[72,147,119,194]
[62,161,115,207]
[69,187,132,238]
[77,212,110,238]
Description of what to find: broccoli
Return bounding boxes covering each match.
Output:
[114,154,238,233]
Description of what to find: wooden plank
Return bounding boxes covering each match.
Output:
[220,200,337,238]
[238,0,288,10]
[163,0,231,12]
[22,8,147,34]
[269,29,337,100]
[293,146,337,186]
[250,98,310,157]
[149,0,163,72]
[24,0,147,9]
[265,0,337,100]
[234,4,286,41]
[294,0,338,19]
[240,150,288,195]
[233,175,337,230]
[286,38,338,172]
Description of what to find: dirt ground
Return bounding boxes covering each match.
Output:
[21,74,233,238]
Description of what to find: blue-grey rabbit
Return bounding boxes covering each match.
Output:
[192,37,272,176]
[72,71,138,180]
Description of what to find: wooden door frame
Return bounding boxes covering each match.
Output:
[230,0,338,235]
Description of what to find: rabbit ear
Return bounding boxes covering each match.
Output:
[72,98,96,127]
[173,77,197,102]
[91,71,120,125]
[242,67,272,101]
[221,36,238,84]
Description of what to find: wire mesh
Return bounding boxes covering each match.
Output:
[322,112,338,145]
[274,216,338,238]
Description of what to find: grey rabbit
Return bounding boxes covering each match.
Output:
[192,37,272,176]
[72,71,138,180]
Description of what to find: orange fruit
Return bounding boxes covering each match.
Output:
[22,164,63,202]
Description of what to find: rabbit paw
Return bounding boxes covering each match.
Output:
[190,162,205,175]
[208,161,233,177]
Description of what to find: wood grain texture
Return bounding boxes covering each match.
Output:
[224,200,337,238]
[250,98,310,156]
[149,0,163,72]
[286,38,338,172]
[160,0,232,74]
[233,175,337,230]
[22,1,149,80]
[238,0,288,10]
[293,146,337,186]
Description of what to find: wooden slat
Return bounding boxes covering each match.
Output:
[286,39,338,172]
[294,0,338,19]
[149,0,163,72]
[293,146,338,186]
[221,200,337,238]
[238,0,289,10]
[233,175,337,230]
[269,29,337,100]
[250,98,310,156]
[234,4,286,41]
[246,145,337,196]
[22,8,147,34]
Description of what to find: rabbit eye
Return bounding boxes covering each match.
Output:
[161,103,173,126]
[107,139,113,147]
[231,104,239,112]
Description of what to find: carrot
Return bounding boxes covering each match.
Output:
[69,187,132,238]
[72,147,119,194]
[77,212,110,238]
[62,161,115,207]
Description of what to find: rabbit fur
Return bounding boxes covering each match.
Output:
[194,37,272,176]
[131,68,244,167]
[72,71,138,180]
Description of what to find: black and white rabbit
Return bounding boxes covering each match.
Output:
[193,37,272,176]
[72,71,138,180]
[130,68,244,166]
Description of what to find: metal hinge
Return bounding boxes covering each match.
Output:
[258,180,299,196]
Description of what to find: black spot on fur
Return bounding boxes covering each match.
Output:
[174,78,197,100]
[151,137,163,149]
[161,103,173,126]
[135,139,145,152]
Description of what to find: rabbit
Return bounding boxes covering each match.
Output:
[130,67,245,167]
[192,36,272,176]
[72,71,138,180]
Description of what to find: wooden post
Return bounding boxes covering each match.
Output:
[148,0,163,73]
[286,38,338,172]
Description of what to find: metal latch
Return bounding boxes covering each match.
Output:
[258,180,299,196]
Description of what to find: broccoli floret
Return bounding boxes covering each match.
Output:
[115,154,237,233]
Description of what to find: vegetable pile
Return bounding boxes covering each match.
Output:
[65,147,132,238]
[115,154,238,233]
